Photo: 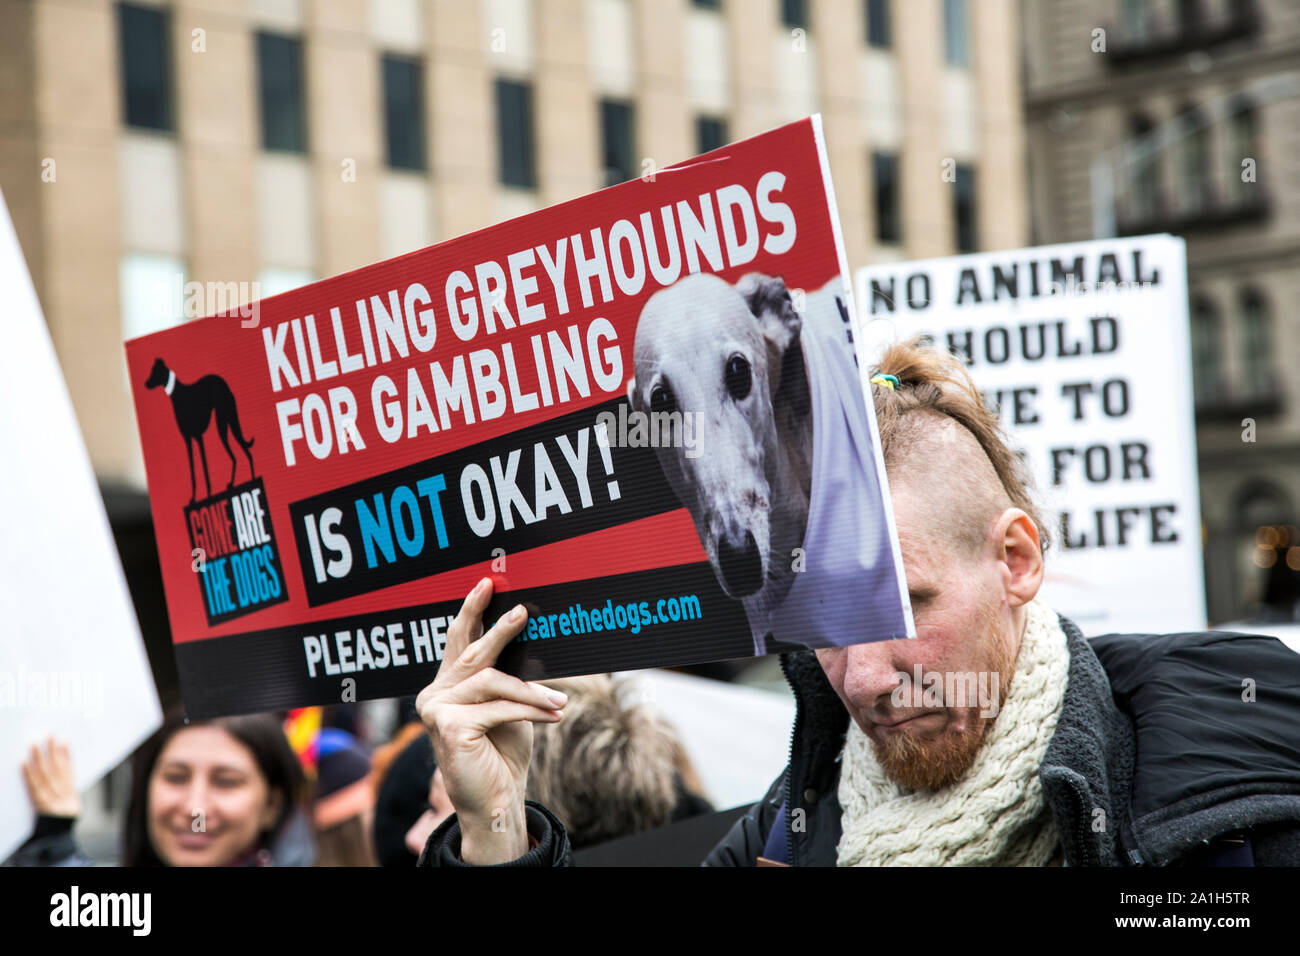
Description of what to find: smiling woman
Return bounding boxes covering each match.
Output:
[11,711,312,867]
[123,711,309,867]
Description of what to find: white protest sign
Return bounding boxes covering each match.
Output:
[0,187,162,861]
[855,234,1206,635]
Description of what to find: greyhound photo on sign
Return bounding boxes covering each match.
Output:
[630,270,910,655]
[125,116,913,718]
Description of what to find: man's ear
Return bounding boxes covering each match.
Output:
[994,508,1043,608]
[736,272,801,355]
[626,374,639,411]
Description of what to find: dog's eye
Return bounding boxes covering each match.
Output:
[725,355,752,401]
[650,382,676,414]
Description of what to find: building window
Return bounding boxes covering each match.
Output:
[118,3,173,131]
[1127,112,1159,223]
[1178,107,1209,213]
[257,268,315,299]
[1121,0,1150,41]
[1239,288,1271,395]
[953,162,976,252]
[1227,98,1259,200]
[121,254,186,341]
[944,0,970,66]
[1237,485,1297,620]
[257,32,307,153]
[866,0,891,48]
[781,0,808,30]
[496,79,537,189]
[600,99,635,187]
[872,151,900,243]
[1189,295,1220,404]
[382,55,426,171]
[695,116,728,154]
[1177,0,1203,35]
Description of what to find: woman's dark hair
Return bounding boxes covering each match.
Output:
[122,707,306,866]
[371,728,435,868]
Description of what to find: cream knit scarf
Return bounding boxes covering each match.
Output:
[836,599,1069,866]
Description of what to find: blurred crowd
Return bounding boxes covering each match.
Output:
[7,674,711,867]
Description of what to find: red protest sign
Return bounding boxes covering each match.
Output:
[125,116,913,718]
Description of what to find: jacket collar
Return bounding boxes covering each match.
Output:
[1086,627,1300,864]
[1039,615,1137,865]
[780,647,850,796]
[780,612,1138,866]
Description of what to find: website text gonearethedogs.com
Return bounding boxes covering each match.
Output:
[519,593,704,641]
[299,591,704,679]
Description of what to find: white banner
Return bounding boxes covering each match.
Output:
[0,188,162,861]
[855,234,1206,635]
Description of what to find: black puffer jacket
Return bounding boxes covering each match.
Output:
[418,617,1300,867]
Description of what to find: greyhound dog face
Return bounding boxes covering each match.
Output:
[144,358,169,389]
[628,273,805,601]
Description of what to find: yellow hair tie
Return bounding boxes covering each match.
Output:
[871,374,899,391]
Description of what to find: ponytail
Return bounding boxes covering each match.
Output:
[870,337,1051,554]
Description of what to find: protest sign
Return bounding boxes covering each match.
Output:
[856,235,1206,634]
[126,116,913,718]
[0,188,163,861]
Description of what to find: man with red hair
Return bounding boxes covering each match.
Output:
[415,339,1300,867]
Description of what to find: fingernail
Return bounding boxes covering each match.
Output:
[509,604,525,623]
[546,689,568,708]
[475,577,490,595]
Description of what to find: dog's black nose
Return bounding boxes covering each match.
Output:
[718,530,763,597]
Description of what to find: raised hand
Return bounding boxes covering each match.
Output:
[415,577,567,863]
[22,737,81,819]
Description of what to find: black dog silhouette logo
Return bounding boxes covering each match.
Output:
[145,357,256,504]
[146,358,288,624]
